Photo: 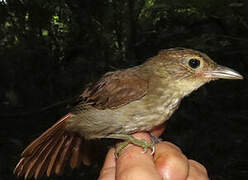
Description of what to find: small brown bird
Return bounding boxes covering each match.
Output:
[14,48,243,179]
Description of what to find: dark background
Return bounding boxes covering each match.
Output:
[0,0,247,179]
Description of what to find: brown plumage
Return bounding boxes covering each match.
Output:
[81,69,148,110]
[14,48,243,179]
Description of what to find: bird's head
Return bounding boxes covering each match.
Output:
[145,48,243,96]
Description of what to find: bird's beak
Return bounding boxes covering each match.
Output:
[203,65,243,80]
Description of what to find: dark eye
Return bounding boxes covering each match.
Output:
[188,59,200,69]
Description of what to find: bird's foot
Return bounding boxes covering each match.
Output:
[149,132,162,144]
[105,134,155,157]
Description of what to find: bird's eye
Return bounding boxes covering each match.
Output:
[188,59,201,69]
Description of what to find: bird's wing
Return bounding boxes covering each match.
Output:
[80,68,149,109]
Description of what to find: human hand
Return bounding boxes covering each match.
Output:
[98,125,209,180]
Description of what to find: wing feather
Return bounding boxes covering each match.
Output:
[79,69,148,110]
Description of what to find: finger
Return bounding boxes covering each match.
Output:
[154,142,189,180]
[188,160,209,180]
[98,148,116,180]
[116,132,162,180]
[150,123,166,137]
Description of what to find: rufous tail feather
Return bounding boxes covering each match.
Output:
[13,114,89,179]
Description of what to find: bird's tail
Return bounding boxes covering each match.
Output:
[13,114,91,179]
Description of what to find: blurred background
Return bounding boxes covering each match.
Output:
[0,0,247,179]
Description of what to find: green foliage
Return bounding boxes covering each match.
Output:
[1,0,248,61]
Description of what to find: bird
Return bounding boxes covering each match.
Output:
[14,48,243,179]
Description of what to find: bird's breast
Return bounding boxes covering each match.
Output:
[124,91,181,132]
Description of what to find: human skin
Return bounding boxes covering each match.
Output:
[98,125,209,180]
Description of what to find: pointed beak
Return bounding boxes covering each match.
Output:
[203,65,243,80]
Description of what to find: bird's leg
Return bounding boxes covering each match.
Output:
[149,132,162,144]
[105,134,155,157]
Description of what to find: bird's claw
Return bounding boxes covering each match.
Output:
[107,134,156,156]
[141,141,155,155]
[150,145,155,155]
